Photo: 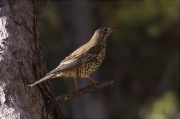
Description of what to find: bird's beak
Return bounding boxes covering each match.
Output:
[109,27,119,33]
[112,27,119,30]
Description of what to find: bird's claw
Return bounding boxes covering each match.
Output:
[76,87,81,95]
[93,81,99,88]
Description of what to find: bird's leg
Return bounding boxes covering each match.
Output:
[73,77,79,93]
[87,77,99,86]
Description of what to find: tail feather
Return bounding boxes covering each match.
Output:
[28,74,54,87]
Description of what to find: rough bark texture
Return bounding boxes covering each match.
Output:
[0,0,59,118]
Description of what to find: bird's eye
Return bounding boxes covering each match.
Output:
[103,28,107,32]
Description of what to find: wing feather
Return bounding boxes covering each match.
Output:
[46,45,101,75]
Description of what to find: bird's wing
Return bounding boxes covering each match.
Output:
[46,45,101,75]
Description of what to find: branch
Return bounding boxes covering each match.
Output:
[47,81,114,112]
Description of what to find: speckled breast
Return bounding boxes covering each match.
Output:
[76,51,105,78]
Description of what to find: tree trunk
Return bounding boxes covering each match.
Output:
[0,0,60,118]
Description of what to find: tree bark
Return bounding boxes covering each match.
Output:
[0,0,60,118]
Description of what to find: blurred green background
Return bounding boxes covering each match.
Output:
[35,1,179,118]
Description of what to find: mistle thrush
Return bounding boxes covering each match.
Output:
[28,27,119,92]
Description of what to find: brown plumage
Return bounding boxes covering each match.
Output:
[28,27,118,92]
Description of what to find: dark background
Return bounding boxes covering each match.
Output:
[35,1,179,118]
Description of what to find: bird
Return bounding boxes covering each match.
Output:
[28,27,119,92]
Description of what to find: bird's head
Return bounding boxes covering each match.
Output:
[95,27,119,40]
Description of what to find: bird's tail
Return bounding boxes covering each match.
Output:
[28,74,55,87]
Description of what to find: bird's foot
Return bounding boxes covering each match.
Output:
[76,87,81,95]
[93,81,99,88]
[87,77,99,88]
